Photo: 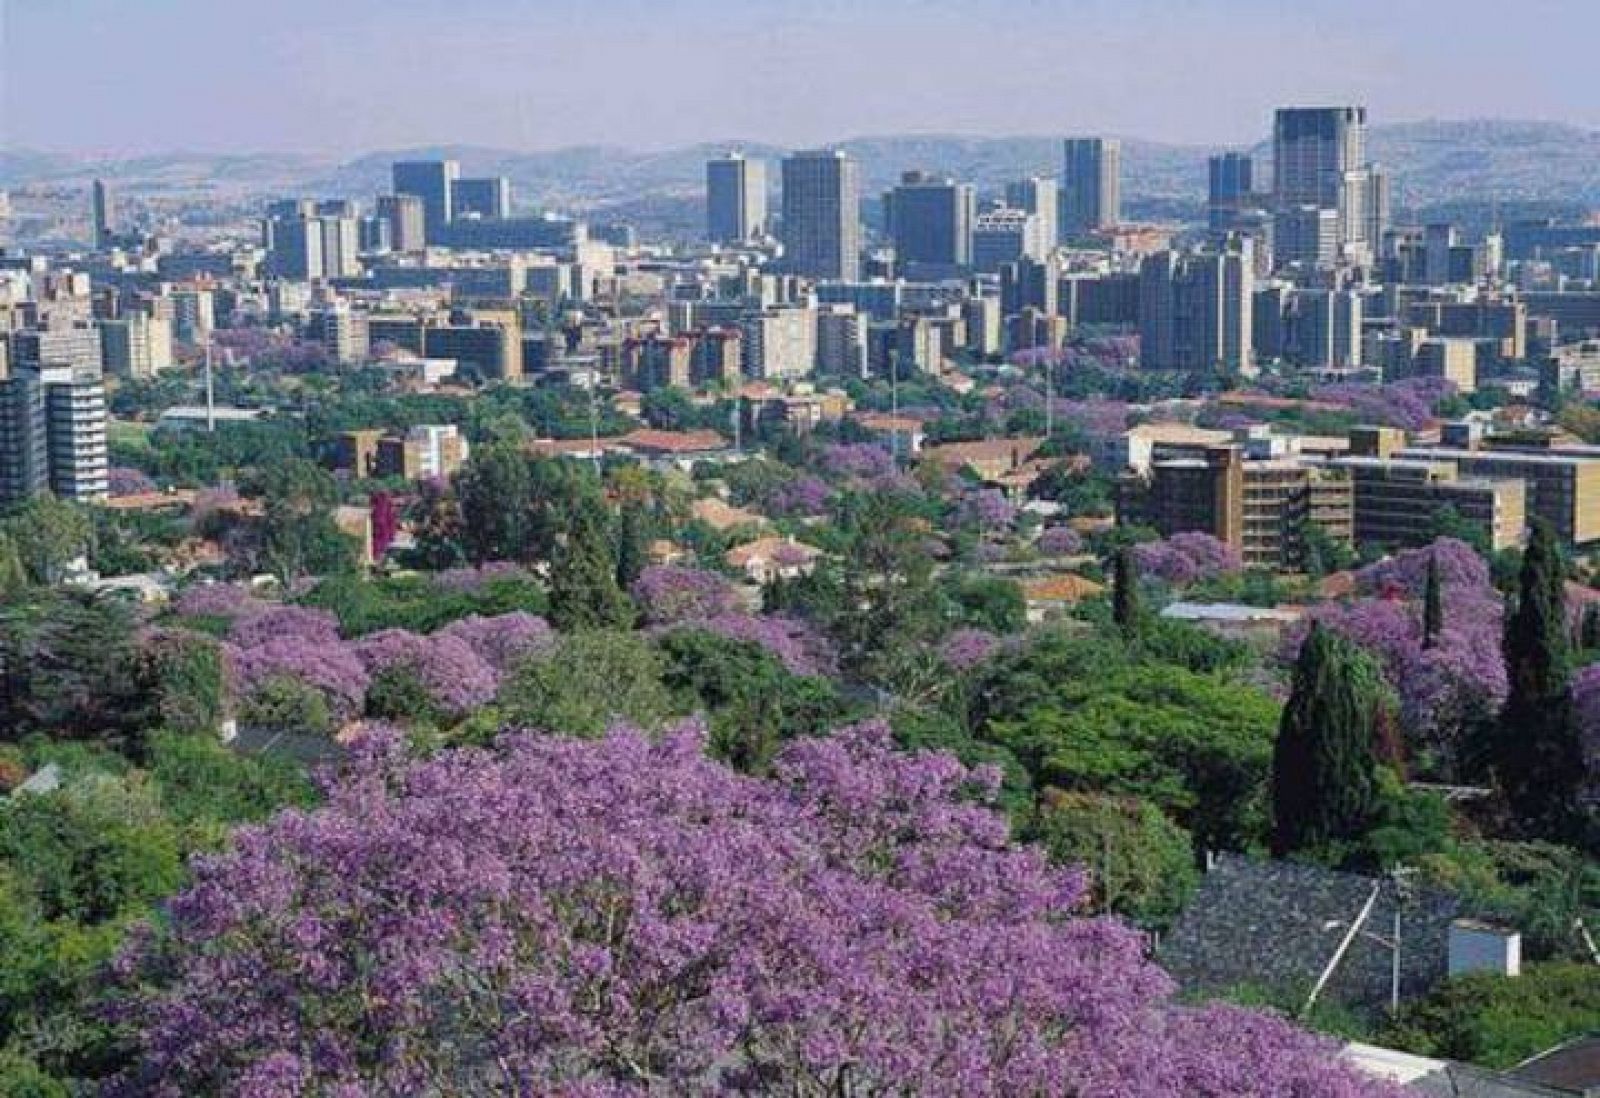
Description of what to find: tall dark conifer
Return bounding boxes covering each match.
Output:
[1112,547,1141,639]
[614,502,646,591]
[1272,623,1384,856]
[549,500,634,633]
[1495,519,1583,837]
[1422,554,1444,650]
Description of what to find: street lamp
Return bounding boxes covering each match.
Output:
[1303,868,1414,1018]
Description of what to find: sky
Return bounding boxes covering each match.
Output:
[3,0,1597,157]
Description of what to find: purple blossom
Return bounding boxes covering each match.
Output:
[693,612,838,678]
[435,613,555,674]
[1283,541,1507,768]
[108,466,158,498]
[227,637,370,725]
[1313,378,1455,432]
[172,583,267,622]
[352,628,500,716]
[228,606,342,650]
[766,474,833,517]
[959,489,1017,533]
[1133,532,1243,586]
[110,720,1403,1097]
[941,628,1000,671]
[632,565,743,625]
[431,561,531,594]
[1038,526,1083,557]
[820,442,897,482]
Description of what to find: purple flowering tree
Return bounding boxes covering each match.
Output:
[1038,525,1083,557]
[227,605,342,651]
[959,489,1017,535]
[109,721,1401,1097]
[1133,532,1243,586]
[941,627,1000,672]
[693,612,838,678]
[435,612,555,674]
[108,467,157,498]
[352,628,500,717]
[1283,540,1507,773]
[1572,664,1600,807]
[226,637,370,726]
[632,565,743,625]
[820,442,897,482]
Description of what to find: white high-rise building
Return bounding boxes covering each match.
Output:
[1273,106,1379,252]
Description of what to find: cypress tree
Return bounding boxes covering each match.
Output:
[614,501,646,590]
[1112,547,1141,639]
[1272,623,1385,857]
[549,500,634,633]
[1422,553,1444,650]
[1495,519,1584,837]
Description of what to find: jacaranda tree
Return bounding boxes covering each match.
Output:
[109,722,1403,1097]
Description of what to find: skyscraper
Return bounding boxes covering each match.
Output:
[1005,176,1058,249]
[781,150,861,281]
[883,171,975,274]
[1138,238,1255,374]
[378,194,426,252]
[91,179,114,249]
[1207,153,1254,230]
[1060,138,1120,235]
[392,160,460,244]
[453,177,511,220]
[1272,107,1375,251]
[706,152,767,244]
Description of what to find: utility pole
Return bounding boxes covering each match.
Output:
[204,337,216,433]
[888,348,900,466]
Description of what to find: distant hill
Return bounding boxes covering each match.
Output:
[5,119,1595,223]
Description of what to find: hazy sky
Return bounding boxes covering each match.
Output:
[3,0,1597,156]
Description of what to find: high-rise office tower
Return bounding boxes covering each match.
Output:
[453,177,511,220]
[973,209,1048,274]
[91,179,114,249]
[1207,153,1254,230]
[706,152,767,244]
[781,149,861,281]
[883,171,975,274]
[319,216,361,278]
[0,370,48,507]
[1272,107,1375,250]
[392,160,460,244]
[1138,238,1254,374]
[42,369,108,502]
[1060,138,1121,235]
[1273,205,1341,270]
[1005,176,1058,249]
[378,194,426,252]
[1000,254,1059,318]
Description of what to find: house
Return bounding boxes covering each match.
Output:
[619,429,734,468]
[1019,573,1104,622]
[922,437,1046,481]
[1160,855,1468,1017]
[725,536,821,584]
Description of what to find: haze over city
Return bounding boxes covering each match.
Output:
[3,0,1598,155]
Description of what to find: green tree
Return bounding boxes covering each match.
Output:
[1271,623,1385,857]
[0,496,91,585]
[614,500,647,590]
[1384,964,1600,1070]
[455,443,533,563]
[1021,790,1197,929]
[1494,519,1584,840]
[1112,547,1140,639]
[0,534,28,598]
[548,499,633,632]
[252,459,353,585]
[1422,553,1444,650]
[497,630,678,737]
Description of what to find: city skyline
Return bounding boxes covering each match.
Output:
[3,0,1597,156]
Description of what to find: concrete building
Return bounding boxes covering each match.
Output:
[452,177,511,220]
[781,150,861,281]
[1410,337,1478,394]
[307,304,371,365]
[1273,106,1373,250]
[1005,176,1058,250]
[706,152,767,244]
[0,370,47,506]
[169,287,215,343]
[1395,445,1600,546]
[1138,238,1255,374]
[375,425,468,481]
[741,307,817,380]
[1117,444,1355,569]
[1274,205,1341,270]
[422,317,522,381]
[392,160,459,244]
[883,171,975,275]
[1207,153,1254,231]
[1060,138,1120,235]
[377,194,426,253]
[99,313,173,379]
[972,208,1048,274]
[40,366,108,502]
[816,305,869,378]
[91,179,115,249]
[1334,456,1526,552]
[1000,254,1058,318]
[1288,288,1363,369]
